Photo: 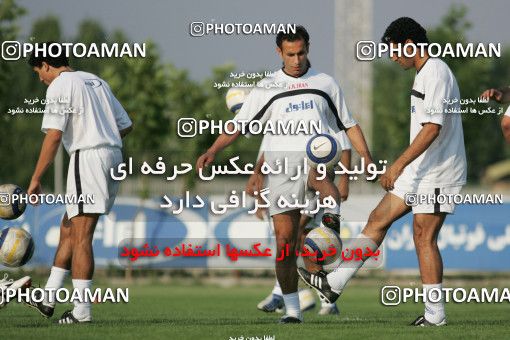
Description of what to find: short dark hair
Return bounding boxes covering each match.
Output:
[28,41,69,68]
[381,17,429,45]
[276,25,310,49]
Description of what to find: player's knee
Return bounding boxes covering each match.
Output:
[413,222,435,248]
[59,226,71,242]
[71,233,93,248]
[276,236,296,251]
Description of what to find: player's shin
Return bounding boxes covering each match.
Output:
[44,266,70,307]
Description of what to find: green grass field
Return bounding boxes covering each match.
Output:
[1,281,509,340]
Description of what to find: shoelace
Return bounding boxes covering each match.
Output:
[0,273,13,286]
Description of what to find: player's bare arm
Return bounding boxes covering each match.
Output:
[246,153,265,197]
[380,123,441,191]
[480,86,510,104]
[27,129,63,197]
[344,124,375,169]
[480,86,510,143]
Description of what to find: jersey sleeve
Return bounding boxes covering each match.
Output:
[41,78,70,133]
[418,76,452,126]
[233,86,271,137]
[111,94,132,130]
[328,85,357,134]
[334,130,351,150]
[256,134,270,160]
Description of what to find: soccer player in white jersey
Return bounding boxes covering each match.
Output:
[480,86,510,142]
[254,132,351,315]
[197,26,374,323]
[298,17,467,327]
[24,44,132,324]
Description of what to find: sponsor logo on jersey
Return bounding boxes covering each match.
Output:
[411,105,416,113]
[287,82,309,90]
[286,99,314,113]
[84,79,102,88]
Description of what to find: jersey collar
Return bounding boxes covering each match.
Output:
[281,65,311,79]
[416,57,430,74]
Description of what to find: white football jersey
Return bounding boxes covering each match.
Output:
[41,71,132,154]
[235,68,357,164]
[398,58,467,189]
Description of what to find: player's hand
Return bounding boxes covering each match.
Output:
[196,151,216,173]
[254,206,267,221]
[480,88,503,103]
[245,172,264,197]
[379,163,403,191]
[27,178,42,205]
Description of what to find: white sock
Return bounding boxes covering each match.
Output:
[424,283,446,324]
[282,292,302,320]
[327,233,378,293]
[271,279,282,296]
[43,266,69,307]
[72,279,92,321]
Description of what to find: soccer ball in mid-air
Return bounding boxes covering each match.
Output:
[226,87,251,114]
[0,227,35,267]
[306,134,341,169]
[303,226,342,266]
[0,184,27,220]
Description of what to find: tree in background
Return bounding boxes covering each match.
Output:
[0,0,25,112]
[102,41,172,197]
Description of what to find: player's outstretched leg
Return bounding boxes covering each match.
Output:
[0,274,31,309]
[297,269,338,303]
[299,193,410,303]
